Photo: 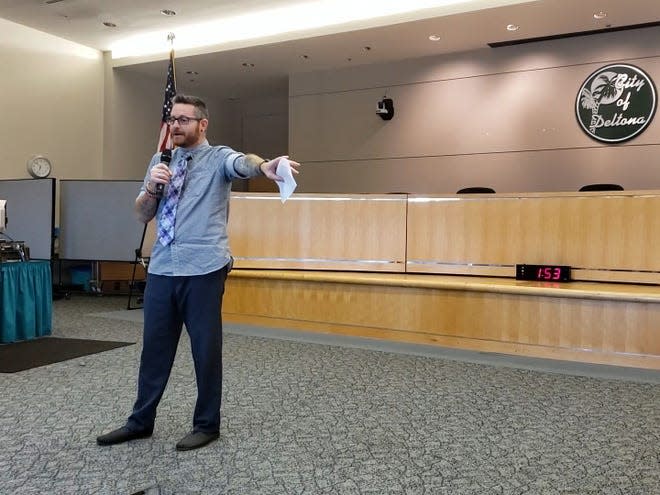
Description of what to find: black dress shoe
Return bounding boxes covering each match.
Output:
[175,431,219,451]
[96,426,153,446]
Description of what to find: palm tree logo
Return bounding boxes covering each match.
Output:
[579,71,624,133]
[576,64,657,143]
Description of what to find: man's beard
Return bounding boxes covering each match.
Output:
[173,127,200,147]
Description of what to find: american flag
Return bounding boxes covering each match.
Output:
[157,49,177,152]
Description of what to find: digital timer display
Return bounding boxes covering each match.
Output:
[516,264,571,282]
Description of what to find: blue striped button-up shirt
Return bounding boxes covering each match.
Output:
[139,140,262,276]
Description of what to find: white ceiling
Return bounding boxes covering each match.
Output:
[1,0,659,99]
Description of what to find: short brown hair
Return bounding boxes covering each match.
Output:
[171,94,209,120]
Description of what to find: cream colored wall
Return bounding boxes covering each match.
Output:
[102,64,286,184]
[102,55,161,180]
[205,98,243,151]
[241,96,289,158]
[290,27,660,194]
[0,18,104,181]
[242,96,289,192]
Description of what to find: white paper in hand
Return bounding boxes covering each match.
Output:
[275,157,297,203]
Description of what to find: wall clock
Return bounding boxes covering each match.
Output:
[27,155,52,178]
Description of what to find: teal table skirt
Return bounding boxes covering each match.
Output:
[1,261,52,343]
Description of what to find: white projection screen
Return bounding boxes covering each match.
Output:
[0,178,55,260]
[59,180,149,261]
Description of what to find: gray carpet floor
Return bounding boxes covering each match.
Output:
[1,295,658,495]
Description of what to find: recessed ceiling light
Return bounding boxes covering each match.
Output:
[593,11,607,19]
[506,24,519,31]
[300,54,309,59]
[160,9,176,16]
[241,62,255,68]
[428,34,441,41]
[185,70,199,75]
[103,21,117,28]
[363,46,372,51]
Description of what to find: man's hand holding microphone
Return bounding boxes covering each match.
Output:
[145,150,172,198]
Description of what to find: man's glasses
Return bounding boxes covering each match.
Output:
[165,116,202,125]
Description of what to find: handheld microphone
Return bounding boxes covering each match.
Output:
[155,149,172,195]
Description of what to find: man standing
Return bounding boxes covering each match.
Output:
[97,94,300,451]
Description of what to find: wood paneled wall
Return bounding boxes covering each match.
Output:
[228,193,407,272]
[223,191,659,369]
[407,190,660,283]
[228,190,660,284]
[224,271,660,370]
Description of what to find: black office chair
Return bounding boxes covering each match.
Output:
[578,183,624,192]
[456,187,496,194]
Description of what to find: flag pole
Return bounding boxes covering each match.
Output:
[167,32,176,84]
[157,32,178,153]
[130,32,179,308]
